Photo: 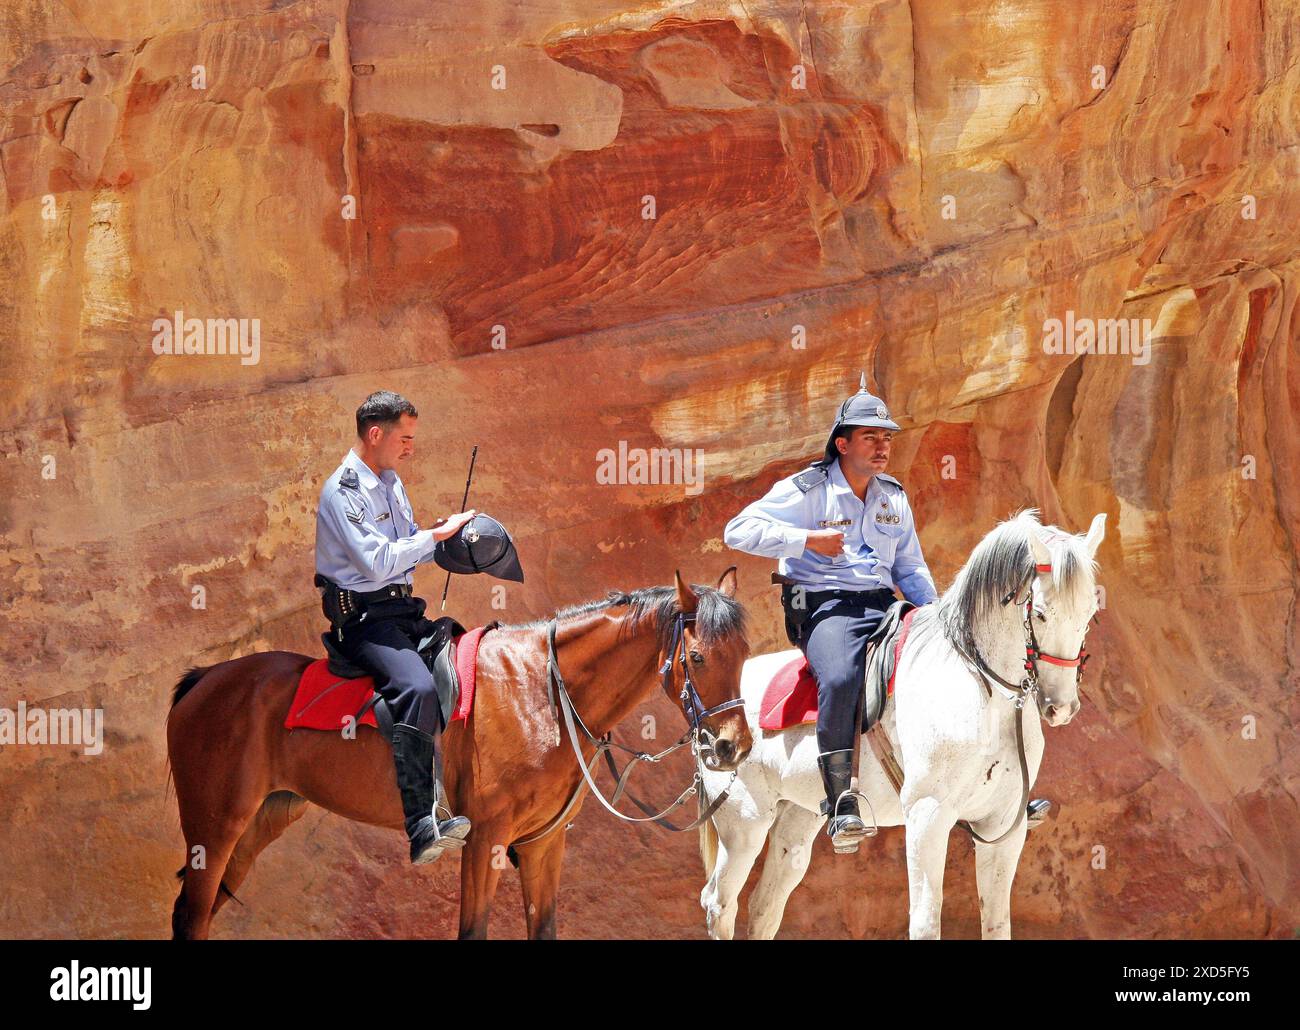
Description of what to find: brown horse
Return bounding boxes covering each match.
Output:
[166,569,752,939]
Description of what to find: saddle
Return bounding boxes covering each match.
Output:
[286,617,486,740]
[860,600,917,730]
[758,600,917,733]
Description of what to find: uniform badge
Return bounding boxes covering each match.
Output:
[875,512,901,525]
[340,468,360,490]
[344,494,366,525]
[376,512,390,522]
[818,519,852,528]
[876,405,888,419]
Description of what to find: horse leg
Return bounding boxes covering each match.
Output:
[700,804,771,940]
[515,830,567,940]
[747,801,822,940]
[457,817,509,940]
[210,792,310,919]
[172,791,267,940]
[904,795,956,940]
[974,824,1028,940]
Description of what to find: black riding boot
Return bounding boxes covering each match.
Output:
[391,723,471,864]
[818,749,874,854]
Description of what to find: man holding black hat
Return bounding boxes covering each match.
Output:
[315,390,524,864]
[723,375,938,853]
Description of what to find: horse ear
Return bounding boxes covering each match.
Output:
[716,566,738,598]
[1029,529,1052,570]
[1083,512,1106,558]
[675,570,699,613]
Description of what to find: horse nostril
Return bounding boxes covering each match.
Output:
[714,738,735,762]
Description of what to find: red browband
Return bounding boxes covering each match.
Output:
[1025,561,1089,669]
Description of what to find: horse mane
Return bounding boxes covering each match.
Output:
[505,583,748,650]
[928,509,1097,654]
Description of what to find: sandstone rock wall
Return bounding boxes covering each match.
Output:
[1,0,1296,937]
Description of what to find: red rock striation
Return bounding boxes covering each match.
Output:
[0,1,1296,937]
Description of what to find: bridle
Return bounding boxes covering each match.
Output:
[661,611,748,746]
[964,562,1092,696]
[951,560,1095,845]
[513,611,746,848]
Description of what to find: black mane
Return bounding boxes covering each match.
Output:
[505,583,747,650]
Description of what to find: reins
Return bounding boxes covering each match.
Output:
[513,610,745,848]
[946,561,1092,845]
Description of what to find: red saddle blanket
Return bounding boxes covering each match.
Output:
[758,610,917,732]
[284,626,490,732]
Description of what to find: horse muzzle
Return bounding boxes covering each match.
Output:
[698,728,750,771]
[1040,697,1080,727]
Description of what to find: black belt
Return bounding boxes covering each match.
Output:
[354,582,413,603]
[803,587,896,609]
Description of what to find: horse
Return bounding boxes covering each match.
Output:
[698,510,1105,939]
[165,569,752,939]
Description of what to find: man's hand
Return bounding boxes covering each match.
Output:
[805,528,845,558]
[432,509,478,542]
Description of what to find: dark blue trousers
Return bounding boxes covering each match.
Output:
[338,597,443,736]
[798,589,895,754]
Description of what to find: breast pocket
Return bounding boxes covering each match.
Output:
[867,517,905,566]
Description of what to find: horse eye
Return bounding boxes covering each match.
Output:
[690,651,705,665]
[1035,610,1047,622]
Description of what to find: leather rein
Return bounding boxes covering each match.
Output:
[950,561,1091,845]
[513,611,745,848]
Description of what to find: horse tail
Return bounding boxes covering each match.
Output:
[171,665,213,709]
[174,864,242,906]
[699,814,719,881]
[164,665,215,803]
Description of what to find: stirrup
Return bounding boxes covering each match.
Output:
[826,789,877,854]
[431,800,471,845]
[411,813,470,865]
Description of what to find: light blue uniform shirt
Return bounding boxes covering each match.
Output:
[315,449,439,592]
[723,458,938,605]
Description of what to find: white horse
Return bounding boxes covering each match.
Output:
[699,509,1105,939]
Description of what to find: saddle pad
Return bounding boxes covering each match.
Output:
[284,625,490,732]
[757,609,918,733]
[758,655,819,731]
[886,607,917,696]
[452,624,487,722]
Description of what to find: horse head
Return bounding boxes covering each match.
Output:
[1024,513,1106,727]
[667,568,753,771]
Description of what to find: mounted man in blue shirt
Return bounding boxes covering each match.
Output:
[315,390,523,865]
[724,376,938,852]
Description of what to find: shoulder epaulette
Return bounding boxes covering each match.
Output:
[792,465,828,493]
[876,473,903,491]
[339,468,360,490]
